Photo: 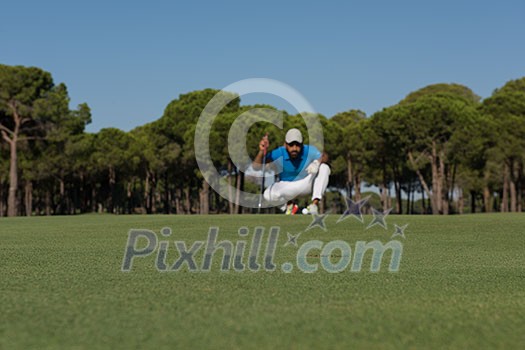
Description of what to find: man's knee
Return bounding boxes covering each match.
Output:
[263,185,280,202]
[263,188,272,202]
[319,163,331,176]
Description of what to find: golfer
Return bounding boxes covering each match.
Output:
[252,128,330,214]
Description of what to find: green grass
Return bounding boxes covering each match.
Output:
[1,214,524,349]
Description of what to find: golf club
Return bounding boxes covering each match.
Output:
[258,133,268,213]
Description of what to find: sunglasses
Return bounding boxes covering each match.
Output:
[286,141,302,147]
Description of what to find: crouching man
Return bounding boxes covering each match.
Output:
[252,128,330,214]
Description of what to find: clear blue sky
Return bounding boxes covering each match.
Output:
[2,0,524,132]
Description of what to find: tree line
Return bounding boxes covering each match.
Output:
[1,64,524,216]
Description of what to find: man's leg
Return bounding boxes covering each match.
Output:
[306,164,331,214]
[264,164,331,209]
[263,175,313,205]
[312,163,331,202]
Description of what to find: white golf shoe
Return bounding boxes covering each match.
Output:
[306,203,318,215]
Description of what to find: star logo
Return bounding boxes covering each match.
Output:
[366,207,392,230]
[306,213,329,231]
[337,196,369,223]
[391,224,408,239]
[284,232,301,247]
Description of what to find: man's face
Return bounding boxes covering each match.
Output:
[285,141,302,159]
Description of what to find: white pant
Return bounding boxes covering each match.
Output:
[263,163,331,205]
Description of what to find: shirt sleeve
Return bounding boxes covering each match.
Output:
[265,148,276,162]
[307,145,322,162]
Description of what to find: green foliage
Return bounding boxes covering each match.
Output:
[401,83,481,104]
[0,65,54,119]
[327,110,368,190]
[92,128,138,175]
[2,63,525,215]
[477,77,525,211]
[364,106,407,185]
[0,64,92,216]
[160,89,240,145]
[482,77,525,161]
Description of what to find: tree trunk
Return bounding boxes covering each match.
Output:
[58,178,66,215]
[200,181,210,214]
[510,161,517,212]
[163,173,170,214]
[184,187,191,214]
[108,167,116,214]
[150,176,157,214]
[144,172,151,214]
[79,173,86,213]
[405,182,410,215]
[470,191,476,214]
[228,160,234,214]
[81,182,87,213]
[391,164,402,214]
[410,184,415,214]
[155,189,161,214]
[518,162,523,212]
[24,180,32,217]
[458,187,464,214]
[46,190,52,216]
[394,180,402,214]
[448,163,457,214]
[483,184,492,213]
[431,144,439,214]
[0,184,4,217]
[175,187,182,214]
[234,170,243,214]
[432,142,446,214]
[2,109,21,217]
[408,151,437,214]
[347,157,353,198]
[518,185,523,212]
[71,179,78,215]
[91,186,97,213]
[379,183,388,211]
[354,173,361,201]
[421,182,427,214]
[6,135,18,217]
[234,171,240,214]
[239,172,245,214]
[127,181,133,214]
[65,180,72,214]
[501,163,509,212]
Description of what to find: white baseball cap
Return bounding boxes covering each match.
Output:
[285,128,303,144]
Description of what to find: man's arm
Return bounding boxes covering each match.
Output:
[306,151,329,175]
[252,135,270,171]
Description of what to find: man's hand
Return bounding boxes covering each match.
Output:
[307,152,329,175]
[320,152,329,164]
[307,160,320,175]
[259,134,269,153]
[253,134,270,170]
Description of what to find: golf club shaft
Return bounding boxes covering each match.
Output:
[258,134,268,213]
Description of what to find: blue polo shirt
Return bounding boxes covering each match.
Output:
[265,145,321,181]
